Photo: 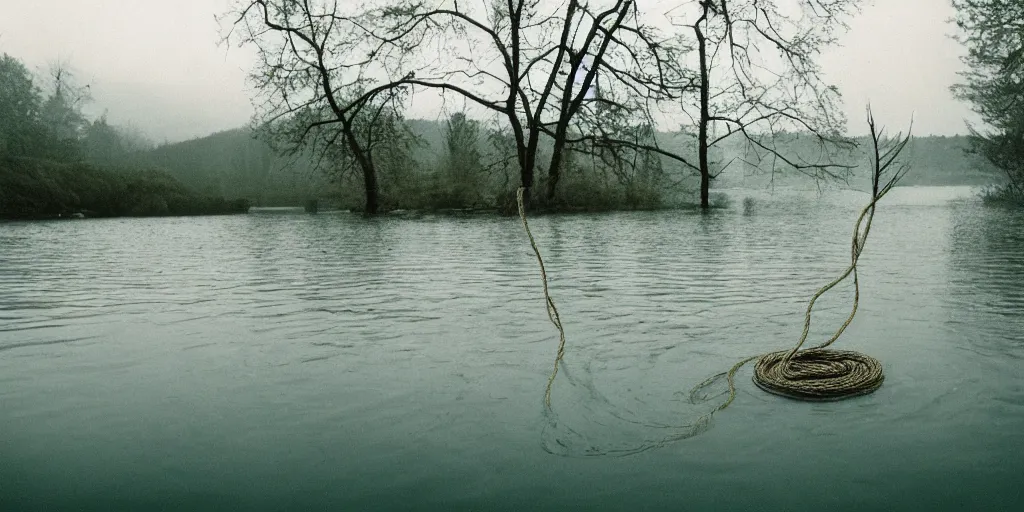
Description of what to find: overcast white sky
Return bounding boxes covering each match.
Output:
[0,0,977,143]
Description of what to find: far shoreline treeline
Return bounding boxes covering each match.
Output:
[0,157,251,221]
[0,45,1011,221]
[0,52,250,221]
[136,124,1005,215]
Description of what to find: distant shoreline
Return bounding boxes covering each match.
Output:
[0,156,251,221]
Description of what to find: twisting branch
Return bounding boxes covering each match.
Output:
[694,105,912,413]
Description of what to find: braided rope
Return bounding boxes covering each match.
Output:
[752,349,884,401]
[748,192,886,400]
[516,187,567,408]
[702,188,891,407]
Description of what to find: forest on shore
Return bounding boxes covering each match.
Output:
[0,54,249,220]
[134,124,1003,213]
[0,12,1012,221]
[2,96,1005,219]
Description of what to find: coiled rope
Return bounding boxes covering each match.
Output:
[749,190,887,401]
[715,117,913,407]
[516,187,566,408]
[517,184,888,409]
[698,190,889,408]
[697,108,910,407]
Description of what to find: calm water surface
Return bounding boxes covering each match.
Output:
[1,187,1022,510]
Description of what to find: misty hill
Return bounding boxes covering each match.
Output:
[705,132,1003,190]
[131,129,327,207]
[887,135,1004,186]
[132,121,1005,208]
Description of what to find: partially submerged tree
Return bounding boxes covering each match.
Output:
[279,89,421,211]
[224,1,423,214]
[225,0,863,211]
[369,0,701,203]
[667,0,861,207]
[225,0,698,211]
[951,0,1024,201]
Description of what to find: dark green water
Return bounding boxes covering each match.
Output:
[1,187,1022,511]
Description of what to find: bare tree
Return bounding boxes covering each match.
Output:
[668,0,861,208]
[39,59,91,160]
[224,0,419,214]
[225,0,861,211]
[250,0,697,208]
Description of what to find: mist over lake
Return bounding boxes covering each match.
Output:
[4,0,1024,509]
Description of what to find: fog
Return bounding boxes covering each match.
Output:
[0,0,978,143]
[0,0,254,143]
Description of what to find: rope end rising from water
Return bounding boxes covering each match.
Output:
[711,108,911,408]
[516,187,567,409]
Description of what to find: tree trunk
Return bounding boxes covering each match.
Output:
[546,137,566,203]
[520,169,533,213]
[362,166,379,215]
[344,125,380,215]
[696,11,711,210]
[519,139,536,212]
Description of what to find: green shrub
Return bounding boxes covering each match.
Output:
[980,184,1024,206]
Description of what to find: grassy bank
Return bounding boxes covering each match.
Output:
[0,157,251,220]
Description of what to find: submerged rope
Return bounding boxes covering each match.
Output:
[702,190,890,409]
[516,187,567,408]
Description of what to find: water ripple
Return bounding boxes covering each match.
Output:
[1,186,1022,457]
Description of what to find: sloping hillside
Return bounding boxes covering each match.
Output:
[135,129,326,206]
[0,156,249,219]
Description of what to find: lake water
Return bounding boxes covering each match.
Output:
[2,187,1022,511]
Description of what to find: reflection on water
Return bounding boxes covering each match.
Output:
[949,207,1024,317]
[1,187,1022,510]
